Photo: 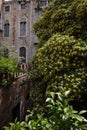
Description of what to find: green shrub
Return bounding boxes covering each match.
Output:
[29,34,87,108]
[4,91,87,130]
[34,0,87,47]
[0,57,21,87]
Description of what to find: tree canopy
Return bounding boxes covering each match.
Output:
[29,0,87,110]
[34,0,87,47]
[29,34,87,108]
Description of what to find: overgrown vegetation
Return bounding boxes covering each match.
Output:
[4,91,87,130]
[29,0,87,110]
[3,0,87,129]
[34,0,87,47]
[0,45,23,87]
[0,57,20,87]
[29,34,87,110]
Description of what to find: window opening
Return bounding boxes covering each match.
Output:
[20,21,26,36]
[5,6,10,12]
[39,0,47,7]
[19,47,26,63]
[4,23,9,37]
[21,4,25,9]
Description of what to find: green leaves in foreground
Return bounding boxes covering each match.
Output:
[4,91,87,130]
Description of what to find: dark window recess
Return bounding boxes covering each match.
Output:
[19,47,26,63]
[5,6,10,12]
[39,0,47,7]
[12,103,20,121]
[4,23,9,37]
[20,21,26,36]
[21,4,25,9]
[34,42,38,45]
[4,48,9,58]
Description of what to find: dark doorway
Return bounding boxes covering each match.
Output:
[19,47,26,63]
[12,102,20,121]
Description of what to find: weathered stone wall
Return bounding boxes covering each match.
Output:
[0,75,30,129]
[0,0,43,62]
[0,1,49,129]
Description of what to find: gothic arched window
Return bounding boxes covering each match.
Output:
[20,18,26,37]
[4,20,9,37]
[19,47,26,63]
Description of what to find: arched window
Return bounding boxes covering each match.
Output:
[19,47,26,63]
[20,18,26,37]
[4,48,9,58]
[4,20,9,37]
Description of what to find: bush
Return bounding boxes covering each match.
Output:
[4,91,87,130]
[29,34,87,109]
[34,0,87,47]
[0,57,21,87]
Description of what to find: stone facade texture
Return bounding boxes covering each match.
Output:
[0,0,49,129]
[0,0,48,62]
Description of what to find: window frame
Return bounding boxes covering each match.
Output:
[4,5,10,12]
[20,3,26,10]
[19,18,27,37]
[19,47,26,63]
[4,23,10,37]
[39,0,47,8]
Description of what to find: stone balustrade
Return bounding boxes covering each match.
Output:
[14,63,29,78]
[1,63,29,81]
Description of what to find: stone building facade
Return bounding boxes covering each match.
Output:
[0,0,50,129]
[0,0,49,62]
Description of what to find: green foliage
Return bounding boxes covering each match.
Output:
[4,91,87,130]
[0,57,19,73]
[34,0,87,47]
[0,57,20,87]
[4,119,28,130]
[0,45,22,62]
[29,34,87,108]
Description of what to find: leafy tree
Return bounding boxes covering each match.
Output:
[34,0,87,47]
[29,34,87,110]
[29,0,87,111]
